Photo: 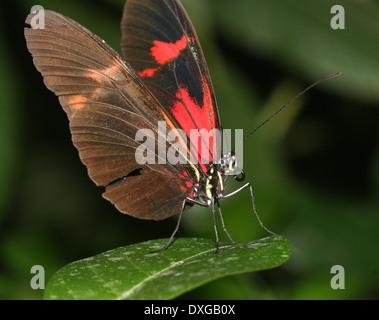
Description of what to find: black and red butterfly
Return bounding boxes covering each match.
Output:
[24,0,276,252]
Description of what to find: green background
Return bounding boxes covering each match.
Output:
[0,0,378,299]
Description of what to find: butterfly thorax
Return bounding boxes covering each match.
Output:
[191,153,238,206]
[192,165,227,205]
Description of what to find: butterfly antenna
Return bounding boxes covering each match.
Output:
[233,72,341,151]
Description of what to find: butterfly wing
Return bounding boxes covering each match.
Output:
[121,0,221,171]
[24,10,194,220]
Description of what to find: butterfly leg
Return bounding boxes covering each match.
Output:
[221,182,276,236]
[149,197,209,254]
[216,201,237,246]
[211,198,220,254]
[182,198,221,254]
[149,198,187,254]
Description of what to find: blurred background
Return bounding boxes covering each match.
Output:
[0,0,378,299]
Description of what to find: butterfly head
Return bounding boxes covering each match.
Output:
[219,152,245,182]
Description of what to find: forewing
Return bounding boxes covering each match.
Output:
[24,10,193,220]
[121,0,221,170]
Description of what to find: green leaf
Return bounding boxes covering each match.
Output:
[44,235,290,300]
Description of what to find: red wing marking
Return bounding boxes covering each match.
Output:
[161,109,190,157]
[151,34,190,65]
[170,76,217,171]
[138,67,160,78]
[162,107,207,174]
[178,170,192,186]
[178,169,194,190]
[185,181,193,188]
[138,35,195,78]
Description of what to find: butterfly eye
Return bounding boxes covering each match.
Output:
[234,170,245,182]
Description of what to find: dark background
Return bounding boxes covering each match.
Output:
[0,0,378,299]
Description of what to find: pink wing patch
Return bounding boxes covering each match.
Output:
[138,67,160,78]
[139,35,194,78]
[151,35,188,65]
[170,77,218,172]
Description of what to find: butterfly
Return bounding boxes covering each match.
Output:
[24,0,277,253]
